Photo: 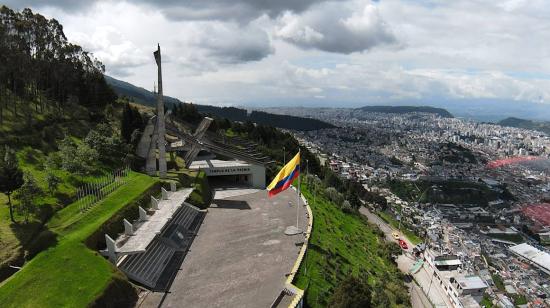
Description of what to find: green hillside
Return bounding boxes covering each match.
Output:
[0,7,156,306]
[196,105,336,131]
[294,180,409,307]
[106,75,336,131]
[358,105,453,118]
[0,172,158,308]
[498,117,550,134]
[105,75,183,107]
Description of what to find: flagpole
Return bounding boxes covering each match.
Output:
[296,149,301,229]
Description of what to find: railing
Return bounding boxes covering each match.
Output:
[76,166,131,212]
[284,186,314,308]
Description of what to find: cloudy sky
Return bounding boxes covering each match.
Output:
[4,0,550,108]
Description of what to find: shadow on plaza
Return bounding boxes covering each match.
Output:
[211,199,251,210]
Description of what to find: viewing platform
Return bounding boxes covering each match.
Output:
[140,187,309,308]
[101,185,206,290]
[115,188,193,254]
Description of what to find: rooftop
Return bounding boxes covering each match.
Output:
[189,159,253,169]
[456,276,488,290]
[509,243,550,274]
[435,259,462,266]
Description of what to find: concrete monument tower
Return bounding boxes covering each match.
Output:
[154,44,167,178]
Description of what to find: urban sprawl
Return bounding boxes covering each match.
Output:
[288,109,550,308]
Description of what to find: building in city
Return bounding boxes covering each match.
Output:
[509,243,550,275]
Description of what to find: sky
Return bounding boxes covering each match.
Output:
[3,0,550,108]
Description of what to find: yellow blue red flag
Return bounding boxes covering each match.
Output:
[267,152,300,197]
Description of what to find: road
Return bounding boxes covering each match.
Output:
[360,206,452,308]
[359,206,414,251]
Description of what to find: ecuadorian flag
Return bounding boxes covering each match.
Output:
[267,152,300,197]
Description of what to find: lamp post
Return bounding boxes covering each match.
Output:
[283,146,286,165]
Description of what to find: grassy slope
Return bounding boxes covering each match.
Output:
[0,196,22,263]
[294,182,406,307]
[0,172,157,308]
[0,98,107,269]
[0,147,112,270]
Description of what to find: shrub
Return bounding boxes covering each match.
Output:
[187,171,212,209]
[341,200,352,213]
[328,276,372,308]
[44,152,62,170]
[46,173,61,193]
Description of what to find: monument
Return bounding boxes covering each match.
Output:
[145,44,167,178]
[137,45,270,180]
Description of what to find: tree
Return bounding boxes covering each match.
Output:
[15,172,41,223]
[44,151,62,170]
[372,276,410,307]
[328,276,372,308]
[0,146,24,223]
[120,103,144,145]
[121,103,133,143]
[58,135,99,174]
[75,143,99,175]
[45,172,61,193]
[325,186,344,206]
[0,5,116,120]
[58,135,78,172]
[84,122,128,164]
[381,241,402,260]
[341,200,352,213]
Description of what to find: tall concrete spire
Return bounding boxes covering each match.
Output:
[154,44,167,178]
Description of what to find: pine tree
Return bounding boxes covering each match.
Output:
[121,103,133,143]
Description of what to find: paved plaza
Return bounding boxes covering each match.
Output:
[139,188,308,308]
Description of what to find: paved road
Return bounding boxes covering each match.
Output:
[359,207,414,251]
[359,206,450,308]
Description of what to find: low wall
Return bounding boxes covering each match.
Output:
[284,186,313,308]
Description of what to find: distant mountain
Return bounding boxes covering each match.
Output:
[197,105,336,131]
[498,117,550,134]
[244,98,550,122]
[105,75,183,107]
[106,76,335,131]
[369,99,550,122]
[357,105,453,118]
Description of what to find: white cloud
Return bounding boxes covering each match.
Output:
[70,26,149,77]
[181,21,274,65]
[5,0,550,107]
[275,2,397,54]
